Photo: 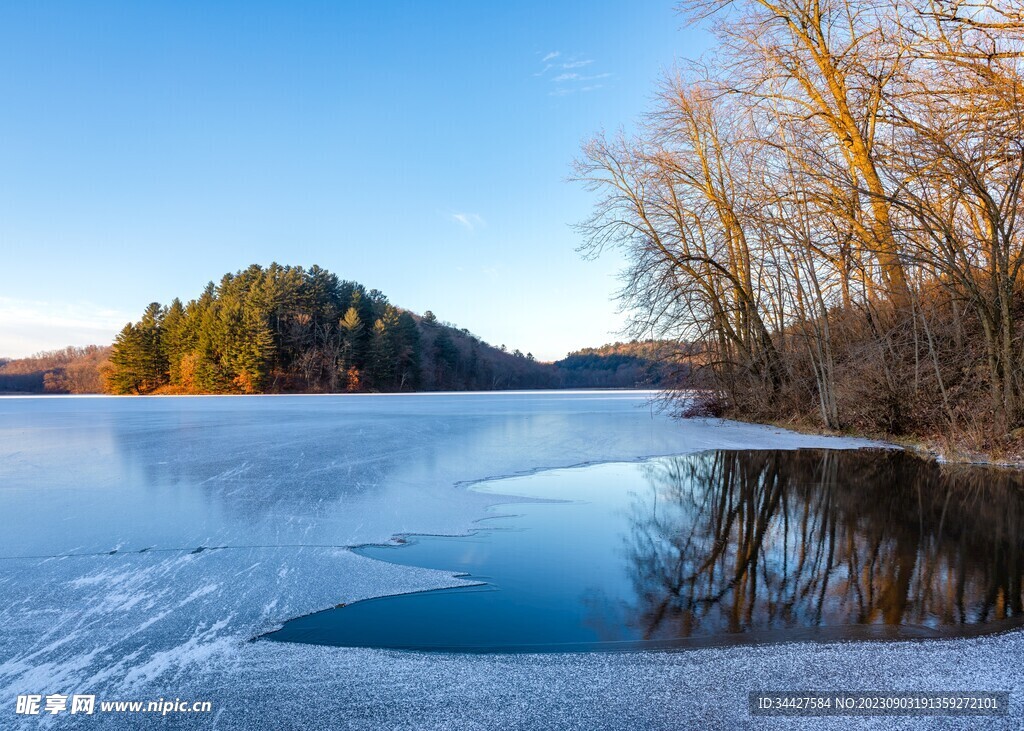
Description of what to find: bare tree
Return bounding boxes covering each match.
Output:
[577,0,1024,449]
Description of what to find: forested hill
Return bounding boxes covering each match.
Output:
[0,264,682,395]
[100,264,559,394]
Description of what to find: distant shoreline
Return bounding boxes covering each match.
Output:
[0,387,666,398]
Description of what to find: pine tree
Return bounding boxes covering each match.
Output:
[161,298,188,385]
[350,288,376,371]
[369,305,402,390]
[104,323,146,394]
[397,311,422,390]
[432,329,459,388]
[104,302,168,393]
[339,305,363,391]
[191,284,231,393]
[138,302,168,389]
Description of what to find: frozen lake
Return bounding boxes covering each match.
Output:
[1,392,1020,729]
[268,450,1024,652]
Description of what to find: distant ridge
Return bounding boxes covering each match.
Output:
[554,340,692,389]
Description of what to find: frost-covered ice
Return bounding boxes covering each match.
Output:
[0,391,1018,729]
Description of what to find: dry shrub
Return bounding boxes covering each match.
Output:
[714,285,1024,452]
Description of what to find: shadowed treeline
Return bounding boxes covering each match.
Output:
[554,340,694,389]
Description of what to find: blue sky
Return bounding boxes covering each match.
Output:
[0,1,712,360]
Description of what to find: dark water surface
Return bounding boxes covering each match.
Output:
[264,449,1024,652]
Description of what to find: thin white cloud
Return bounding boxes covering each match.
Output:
[552,71,609,84]
[0,297,133,358]
[450,212,485,232]
[537,53,609,96]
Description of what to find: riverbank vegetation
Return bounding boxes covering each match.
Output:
[577,0,1024,458]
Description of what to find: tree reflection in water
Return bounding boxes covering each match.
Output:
[618,449,1024,641]
[269,448,1024,651]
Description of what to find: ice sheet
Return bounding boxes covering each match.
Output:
[4,391,1015,730]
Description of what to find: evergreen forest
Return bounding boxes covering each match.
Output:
[100,263,558,394]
